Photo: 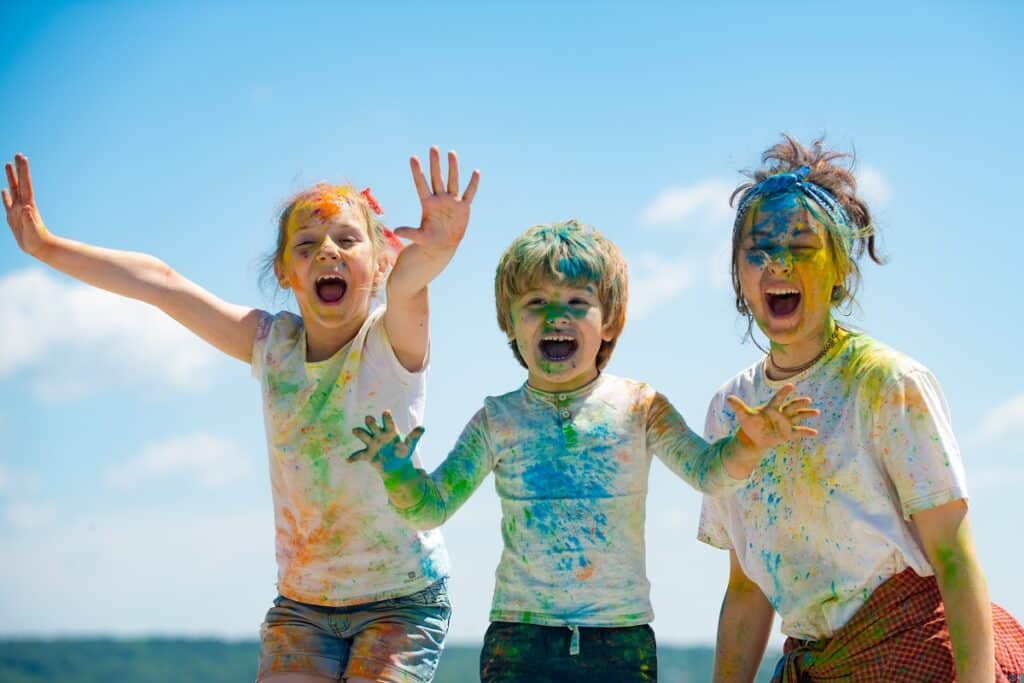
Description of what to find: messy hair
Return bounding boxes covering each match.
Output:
[494,220,628,371]
[730,134,884,325]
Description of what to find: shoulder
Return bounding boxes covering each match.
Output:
[257,310,304,350]
[840,333,935,390]
[482,384,528,413]
[709,360,762,405]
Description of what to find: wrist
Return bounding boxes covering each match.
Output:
[724,430,762,479]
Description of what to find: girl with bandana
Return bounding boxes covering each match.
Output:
[699,135,1024,682]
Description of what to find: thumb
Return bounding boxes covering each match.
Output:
[404,426,426,456]
[391,226,421,242]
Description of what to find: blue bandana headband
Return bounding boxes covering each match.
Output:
[734,166,868,250]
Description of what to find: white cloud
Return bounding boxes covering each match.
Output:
[642,178,734,228]
[0,506,273,637]
[105,433,251,490]
[0,268,227,401]
[856,165,891,206]
[974,394,1024,444]
[628,253,698,319]
[4,501,58,530]
[0,463,41,496]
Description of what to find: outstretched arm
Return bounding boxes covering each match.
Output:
[649,387,818,493]
[914,500,994,683]
[349,409,493,529]
[3,154,261,362]
[384,147,480,372]
[713,551,774,683]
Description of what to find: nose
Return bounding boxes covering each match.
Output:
[766,249,792,273]
[316,236,341,261]
[544,304,571,325]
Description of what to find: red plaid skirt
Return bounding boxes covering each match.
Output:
[771,568,1024,682]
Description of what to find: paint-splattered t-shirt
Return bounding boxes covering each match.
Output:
[251,307,449,607]
[698,332,967,640]
[387,373,744,627]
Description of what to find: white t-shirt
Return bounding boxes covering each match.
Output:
[698,332,967,640]
[391,373,744,627]
[251,306,449,606]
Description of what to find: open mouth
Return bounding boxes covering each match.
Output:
[538,334,578,362]
[765,287,801,317]
[315,274,348,304]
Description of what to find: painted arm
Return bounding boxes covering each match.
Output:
[713,550,775,683]
[648,388,819,493]
[3,154,261,363]
[913,499,994,683]
[349,409,493,529]
[383,147,480,372]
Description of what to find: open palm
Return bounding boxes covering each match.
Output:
[394,147,480,253]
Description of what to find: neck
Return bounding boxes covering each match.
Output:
[767,320,839,379]
[304,317,362,362]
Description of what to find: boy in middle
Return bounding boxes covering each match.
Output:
[349,220,818,682]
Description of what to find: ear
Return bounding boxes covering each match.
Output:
[273,261,290,290]
[601,322,616,343]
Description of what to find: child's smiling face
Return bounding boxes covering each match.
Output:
[277,196,384,338]
[509,279,612,393]
[737,193,841,347]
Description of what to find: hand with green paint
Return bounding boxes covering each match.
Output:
[350,410,425,476]
[725,384,819,469]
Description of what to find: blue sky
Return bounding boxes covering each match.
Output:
[1,1,1021,645]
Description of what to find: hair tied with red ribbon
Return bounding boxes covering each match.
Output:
[360,187,384,215]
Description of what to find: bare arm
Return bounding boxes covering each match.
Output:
[384,147,480,372]
[913,499,994,683]
[4,154,261,363]
[713,550,775,682]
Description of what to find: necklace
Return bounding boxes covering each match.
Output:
[768,325,842,377]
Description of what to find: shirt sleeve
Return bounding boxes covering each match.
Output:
[647,392,746,495]
[873,368,968,520]
[384,407,496,529]
[249,310,274,379]
[697,392,736,550]
[363,306,428,386]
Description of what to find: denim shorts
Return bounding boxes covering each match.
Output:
[479,621,657,682]
[257,578,451,682]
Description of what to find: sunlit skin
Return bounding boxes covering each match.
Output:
[737,193,843,376]
[509,282,612,393]
[275,198,385,362]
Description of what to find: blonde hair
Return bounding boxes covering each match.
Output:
[494,220,628,371]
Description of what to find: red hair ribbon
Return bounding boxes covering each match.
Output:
[360,187,384,215]
[382,227,404,255]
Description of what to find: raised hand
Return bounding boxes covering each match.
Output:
[3,154,52,257]
[394,147,480,254]
[349,411,426,474]
[727,384,819,451]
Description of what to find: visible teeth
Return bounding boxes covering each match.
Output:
[542,334,574,342]
[765,287,799,295]
[317,274,344,284]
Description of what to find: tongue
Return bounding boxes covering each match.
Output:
[769,293,800,316]
[318,282,346,303]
